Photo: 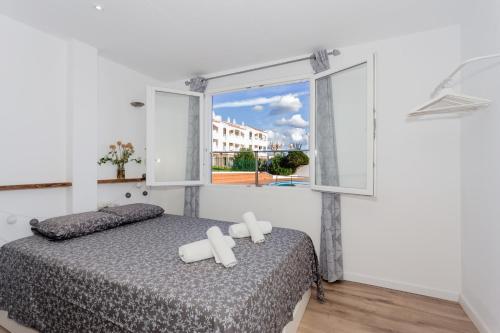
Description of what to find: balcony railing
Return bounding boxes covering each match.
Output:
[211,149,310,187]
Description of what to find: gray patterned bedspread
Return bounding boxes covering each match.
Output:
[0,214,323,333]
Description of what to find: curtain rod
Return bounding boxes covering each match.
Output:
[185,49,341,85]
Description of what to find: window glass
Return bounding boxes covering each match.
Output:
[313,61,374,195]
[149,89,202,185]
[211,81,311,187]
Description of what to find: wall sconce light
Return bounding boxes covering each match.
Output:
[130,101,145,108]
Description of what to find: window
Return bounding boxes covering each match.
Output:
[311,56,375,195]
[146,87,204,186]
[146,54,375,195]
[210,81,311,187]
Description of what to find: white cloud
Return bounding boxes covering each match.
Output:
[213,93,304,115]
[266,127,309,149]
[269,94,302,115]
[289,128,308,144]
[274,114,309,128]
[213,96,282,109]
[266,130,285,143]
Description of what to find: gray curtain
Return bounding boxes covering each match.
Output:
[184,77,208,217]
[310,49,343,282]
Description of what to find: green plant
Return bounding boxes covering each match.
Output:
[211,166,233,171]
[258,159,268,172]
[282,150,309,171]
[264,151,309,176]
[232,148,256,171]
[98,141,142,169]
[266,154,294,176]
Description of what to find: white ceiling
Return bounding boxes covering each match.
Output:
[0,0,461,82]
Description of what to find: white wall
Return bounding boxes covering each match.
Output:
[0,14,69,245]
[459,0,500,331]
[96,57,185,214]
[97,58,154,180]
[0,15,68,185]
[0,14,184,246]
[166,26,463,300]
[340,27,461,301]
[67,39,98,213]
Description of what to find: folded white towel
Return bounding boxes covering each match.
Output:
[212,248,221,264]
[207,226,237,268]
[229,221,272,238]
[242,211,265,243]
[179,236,235,263]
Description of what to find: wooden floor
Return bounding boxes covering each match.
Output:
[298,281,478,333]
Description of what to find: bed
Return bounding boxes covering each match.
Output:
[0,214,323,333]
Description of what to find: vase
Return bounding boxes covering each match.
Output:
[117,166,125,179]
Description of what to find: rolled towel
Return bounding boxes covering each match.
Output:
[212,248,221,264]
[242,211,265,243]
[207,226,237,268]
[179,236,235,263]
[229,221,272,238]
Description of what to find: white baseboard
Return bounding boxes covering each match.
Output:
[343,272,459,301]
[459,294,492,333]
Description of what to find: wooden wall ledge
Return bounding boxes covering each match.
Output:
[0,182,72,191]
[0,177,146,191]
[97,178,145,184]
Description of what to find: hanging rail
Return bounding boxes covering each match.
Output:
[431,53,500,98]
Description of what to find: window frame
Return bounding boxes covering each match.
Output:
[310,54,376,196]
[204,75,313,190]
[146,86,205,187]
[146,53,376,195]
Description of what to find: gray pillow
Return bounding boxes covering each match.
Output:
[100,203,164,224]
[31,211,124,240]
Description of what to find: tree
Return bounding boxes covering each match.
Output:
[283,150,309,172]
[266,154,294,176]
[232,148,256,171]
[263,150,309,176]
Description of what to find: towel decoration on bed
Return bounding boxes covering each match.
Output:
[241,211,266,243]
[179,236,235,263]
[229,213,272,241]
[207,226,238,268]
[228,221,272,238]
[178,212,273,265]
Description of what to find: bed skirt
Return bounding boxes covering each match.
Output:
[0,289,311,333]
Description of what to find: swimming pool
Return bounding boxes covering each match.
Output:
[268,181,310,187]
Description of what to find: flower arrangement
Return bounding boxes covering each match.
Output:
[98,141,142,179]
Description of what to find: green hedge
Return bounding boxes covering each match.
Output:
[261,150,309,176]
[232,148,256,171]
[214,149,309,176]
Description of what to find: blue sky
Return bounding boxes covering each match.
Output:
[212,81,310,148]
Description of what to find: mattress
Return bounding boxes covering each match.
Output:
[0,214,323,333]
